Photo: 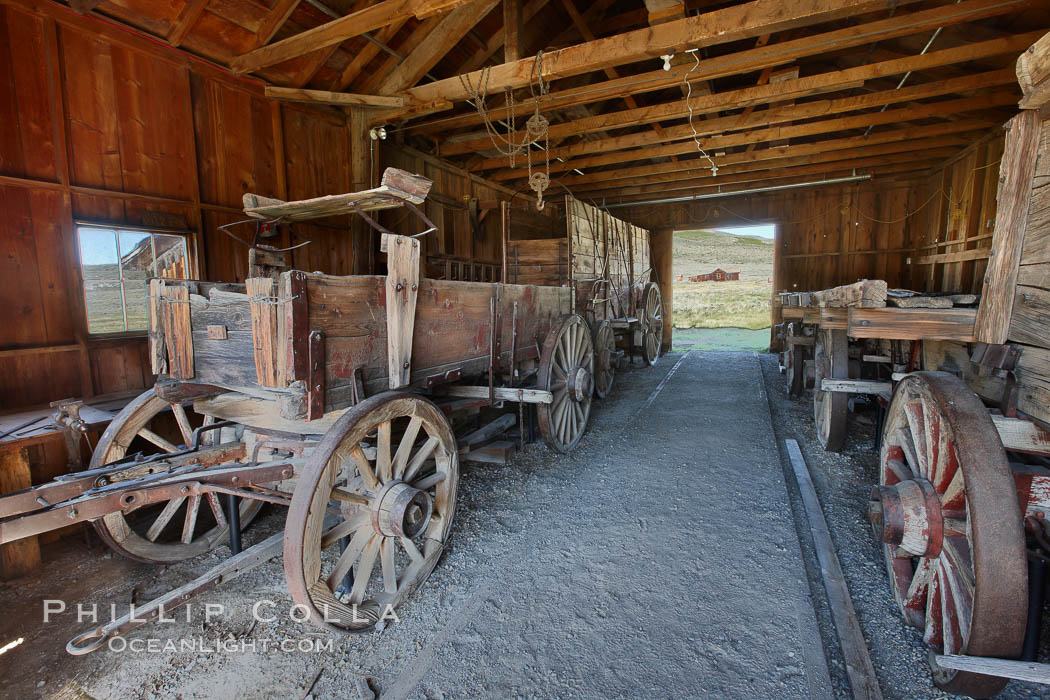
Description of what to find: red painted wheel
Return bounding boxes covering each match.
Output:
[869,372,1026,698]
[813,329,848,451]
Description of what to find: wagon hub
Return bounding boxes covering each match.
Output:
[868,479,943,557]
[567,366,593,403]
[373,480,433,538]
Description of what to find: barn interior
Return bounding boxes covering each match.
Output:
[3,0,1050,697]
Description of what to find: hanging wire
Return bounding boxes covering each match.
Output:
[683,48,719,177]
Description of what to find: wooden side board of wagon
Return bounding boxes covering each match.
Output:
[502,195,663,392]
[779,280,983,451]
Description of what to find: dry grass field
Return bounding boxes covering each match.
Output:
[671,230,774,331]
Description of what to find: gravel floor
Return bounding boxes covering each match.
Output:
[1,352,830,700]
[759,353,1050,700]
[4,351,1049,699]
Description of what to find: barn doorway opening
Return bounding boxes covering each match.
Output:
[671,224,775,352]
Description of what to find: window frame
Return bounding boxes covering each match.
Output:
[74,221,194,339]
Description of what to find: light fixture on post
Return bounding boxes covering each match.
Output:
[369,126,387,141]
[660,54,674,71]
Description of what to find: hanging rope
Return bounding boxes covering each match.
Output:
[460,51,552,211]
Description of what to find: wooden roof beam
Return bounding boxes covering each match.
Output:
[479,70,1017,175]
[571,146,961,196]
[167,0,210,47]
[593,161,933,204]
[483,94,1007,176]
[399,0,1034,128]
[443,32,1037,156]
[456,0,553,74]
[229,0,480,74]
[378,0,501,94]
[559,132,976,189]
[573,148,958,198]
[264,86,406,108]
[579,157,949,201]
[556,0,681,163]
[397,0,924,106]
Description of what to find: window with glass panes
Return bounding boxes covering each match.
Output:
[76,225,189,334]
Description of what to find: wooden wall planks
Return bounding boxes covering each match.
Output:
[0,1,365,411]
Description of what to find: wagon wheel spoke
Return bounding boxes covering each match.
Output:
[320,512,371,549]
[349,537,381,604]
[411,471,446,491]
[399,536,424,565]
[205,492,227,529]
[380,538,398,595]
[885,458,912,484]
[403,436,439,484]
[392,416,423,480]
[903,556,933,611]
[181,494,201,544]
[350,446,379,492]
[903,399,929,477]
[326,528,371,590]
[895,428,921,475]
[139,427,179,454]
[376,420,393,483]
[171,403,194,447]
[940,467,964,511]
[145,496,186,542]
[923,565,943,647]
[939,535,975,651]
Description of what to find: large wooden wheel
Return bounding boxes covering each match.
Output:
[537,315,594,453]
[592,320,616,399]
[92,388,262,563]
[868,372,1026,698]
[640,282,663,366]
[813,328,848,451]
[284,393,458,632]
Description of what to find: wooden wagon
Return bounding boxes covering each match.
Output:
[502,194,665,392]
[0,169,647,650]
[778,45,1050,696]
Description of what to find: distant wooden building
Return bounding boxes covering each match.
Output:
[689,268,740,282]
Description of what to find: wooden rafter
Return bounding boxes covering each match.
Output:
[442,32,1036,156]
[559,131,977,190]
[394,0,1032,126]
[571,141,966,194]
[229,0,479,74]
[481,93,1009,177]
[253,0,302,49]
[332,21,409,91]
[556,0,680,163]
[355,17,442,95]
[264,86,406,108]
[456,0,551,74]
[167,0,210,47]
[397,0,928,106]
[478,74,1019,176]
[378,0,501,95]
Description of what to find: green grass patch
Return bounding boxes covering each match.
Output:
[671,280,771,331]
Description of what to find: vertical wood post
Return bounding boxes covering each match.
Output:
[349,106,373,274]
[382,233,420,389]
[0,446,41,579]
[503,0,522,63]
[650,227,674,351]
